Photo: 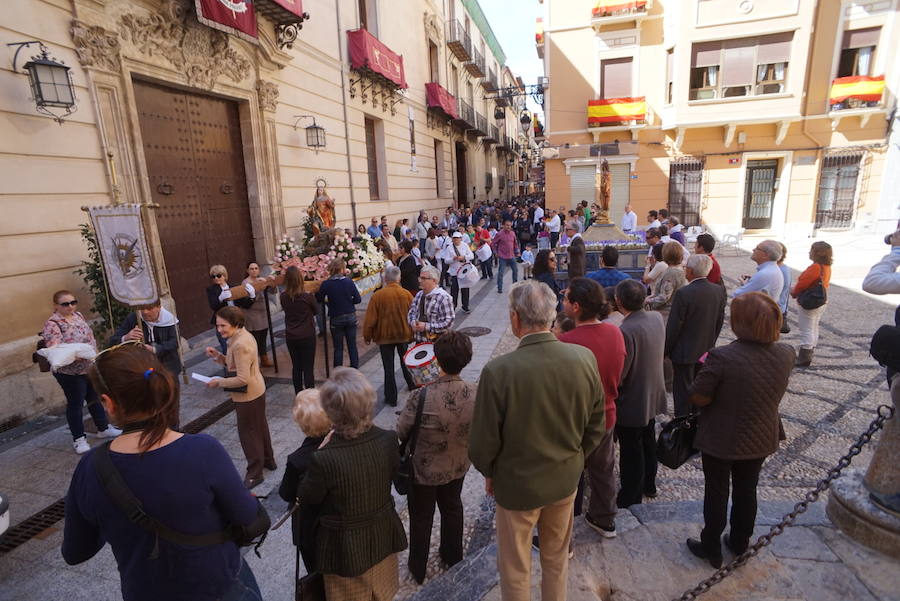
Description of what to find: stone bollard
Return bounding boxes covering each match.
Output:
[826,378,900,559]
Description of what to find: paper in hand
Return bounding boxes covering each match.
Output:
[191,373,219,384]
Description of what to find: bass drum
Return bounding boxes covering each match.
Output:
[457,263,481,288]
[475,244,492,262]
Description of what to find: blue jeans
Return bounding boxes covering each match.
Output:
[497,257,519,292]
[221,560,262,601]
[330,313,359,368]
[54,372,109,440]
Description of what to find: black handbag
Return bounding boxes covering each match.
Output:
[295,543,325,601]
[394,387,427,495]
[797,265,827,310]
[656,414,700,469]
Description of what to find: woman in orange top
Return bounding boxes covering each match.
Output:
[791,241,833,367]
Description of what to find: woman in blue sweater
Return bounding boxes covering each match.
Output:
[316,258,362,368]
[62,344,265,601]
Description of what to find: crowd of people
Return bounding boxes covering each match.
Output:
[50,195,891,601]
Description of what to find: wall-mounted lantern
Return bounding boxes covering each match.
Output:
[519,110,532,133]
[293,115,326,152]
[493,105,505,121]
[7,41,77,124]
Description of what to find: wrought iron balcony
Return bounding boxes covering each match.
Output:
[484,123,499,143]
[829,75,885,111]
[465,46,486,78]
[587,97,647,127]
[454,98,475,128]
[473,112,487,136]
[446,20,472,62]
[483,67,498,91]
[591,0,652,30]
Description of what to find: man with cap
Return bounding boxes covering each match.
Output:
[441,231,475,313]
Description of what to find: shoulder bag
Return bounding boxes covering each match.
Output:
[292,495,325,601]
[797,264,827,310]
[93,441,270,559]
[394,386,427,495]
[656,414,699,469]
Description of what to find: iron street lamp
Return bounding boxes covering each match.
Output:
[519,110,532,133]
[493,106,505,121]
[7,41,77,124]
[293,115,326,152]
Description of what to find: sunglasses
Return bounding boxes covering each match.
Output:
[211,273,225,278]
[58,299,78,307]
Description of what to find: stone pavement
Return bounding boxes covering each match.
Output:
[1,249,898,601]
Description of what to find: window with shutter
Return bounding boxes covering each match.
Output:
[601,57,633,99]
[838,27,880,77]
[364,117,380,200]
[689,33,793,100]
[569,166,596,209]
[815,153,862,229]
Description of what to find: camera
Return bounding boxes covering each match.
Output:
[885,221,900,245]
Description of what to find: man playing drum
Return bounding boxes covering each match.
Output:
[407,265,455,343]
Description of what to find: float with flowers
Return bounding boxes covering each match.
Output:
[554,223,648,282]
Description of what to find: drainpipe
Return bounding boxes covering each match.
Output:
[336,4,359,229]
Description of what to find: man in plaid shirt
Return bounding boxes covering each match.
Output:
[407,265,455,342]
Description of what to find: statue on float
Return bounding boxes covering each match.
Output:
[307,178,336,237]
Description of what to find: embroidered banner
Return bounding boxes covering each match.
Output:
[426,83,458,119]
[592,0,647,16]
[347,28,408,89]
[87,205,159,306]
[829,75,885,104]
[588,97,647,125]
[195,0,258,43]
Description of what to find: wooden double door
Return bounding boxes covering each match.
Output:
[134,80,256,337]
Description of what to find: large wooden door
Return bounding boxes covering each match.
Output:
[742,159,778,230]
[134,80,256,337]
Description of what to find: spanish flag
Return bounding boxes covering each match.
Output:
[829,75,885,105]
[588,98,647,125]
[592,0,647,16]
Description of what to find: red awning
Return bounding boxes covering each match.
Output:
[268,0,303,17]
[426,83,458,119]
[347,28,408,89]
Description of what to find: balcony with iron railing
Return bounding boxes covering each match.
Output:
[591,0,652,30]
[473,112,488,136]
[484,123,499,143]
[587,97,648,133]
[465,46,486,79]
[483,67,498,91]
[498,134,512,151]
[446,20,472,62]
[454,98,475,128]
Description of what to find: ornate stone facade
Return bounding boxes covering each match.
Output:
[256,80,279,112]
[71,21,121,72]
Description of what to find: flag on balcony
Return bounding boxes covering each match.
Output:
[829,75,885,105]
[592,0,647,17]
[588,98,647,125]
[348,29,408,89]
[536,18,544,45]
[426,83,458,119]
[195,0,258,42]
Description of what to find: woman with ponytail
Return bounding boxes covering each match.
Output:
[62,343,265,601]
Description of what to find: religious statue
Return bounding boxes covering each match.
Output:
[307,182,336,236]
[595,159,612,224]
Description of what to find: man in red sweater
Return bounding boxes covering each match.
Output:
[558,278,626,538]
[694,234,722,285]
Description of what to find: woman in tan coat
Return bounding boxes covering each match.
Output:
[205,306,274,489]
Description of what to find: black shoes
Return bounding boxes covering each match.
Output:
[385,399,397,407]
[244,476,265,490]
[723,533,747,556]
[584,514,616,538]
[686,538,723,569]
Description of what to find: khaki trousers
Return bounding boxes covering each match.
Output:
[496,490,576,601]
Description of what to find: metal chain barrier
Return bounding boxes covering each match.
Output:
[673,404,895,601]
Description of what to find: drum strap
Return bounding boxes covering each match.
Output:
[418,291,428,324]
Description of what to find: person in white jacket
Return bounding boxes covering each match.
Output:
[441,232,474,313]
[862,232,900,295]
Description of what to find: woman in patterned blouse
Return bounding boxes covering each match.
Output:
[42,290,120,454]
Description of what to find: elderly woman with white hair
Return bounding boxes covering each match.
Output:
[407,264,455,343]
[733,239,785,302]
[469,280,606,601]
[298,368,408,600]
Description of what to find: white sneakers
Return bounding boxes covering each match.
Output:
[74,426,122,453]
[95,425,123,439]
[73,437,90,454]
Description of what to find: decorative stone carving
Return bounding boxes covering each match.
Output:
[424,12,443,44]
[71,20,121,72]
[117,0,251,89]
[257,80,279,112]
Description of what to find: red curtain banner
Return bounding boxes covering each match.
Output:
[347,29,408,89]
[195,0,258,43]
[268,0,304,17]
[426,83,458,119]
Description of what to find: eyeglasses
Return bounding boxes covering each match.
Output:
[211,273,225,278]
[58,299,78,307]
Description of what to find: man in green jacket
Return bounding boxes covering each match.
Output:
[469,280,606,601]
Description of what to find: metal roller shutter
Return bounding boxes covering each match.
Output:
[609,163,630,227]
[570,165,596,210]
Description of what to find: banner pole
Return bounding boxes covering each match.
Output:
[264,287,278,374]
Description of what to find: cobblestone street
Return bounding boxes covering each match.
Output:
[0,252,897,601]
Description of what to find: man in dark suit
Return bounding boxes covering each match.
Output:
[665,254,727,417]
